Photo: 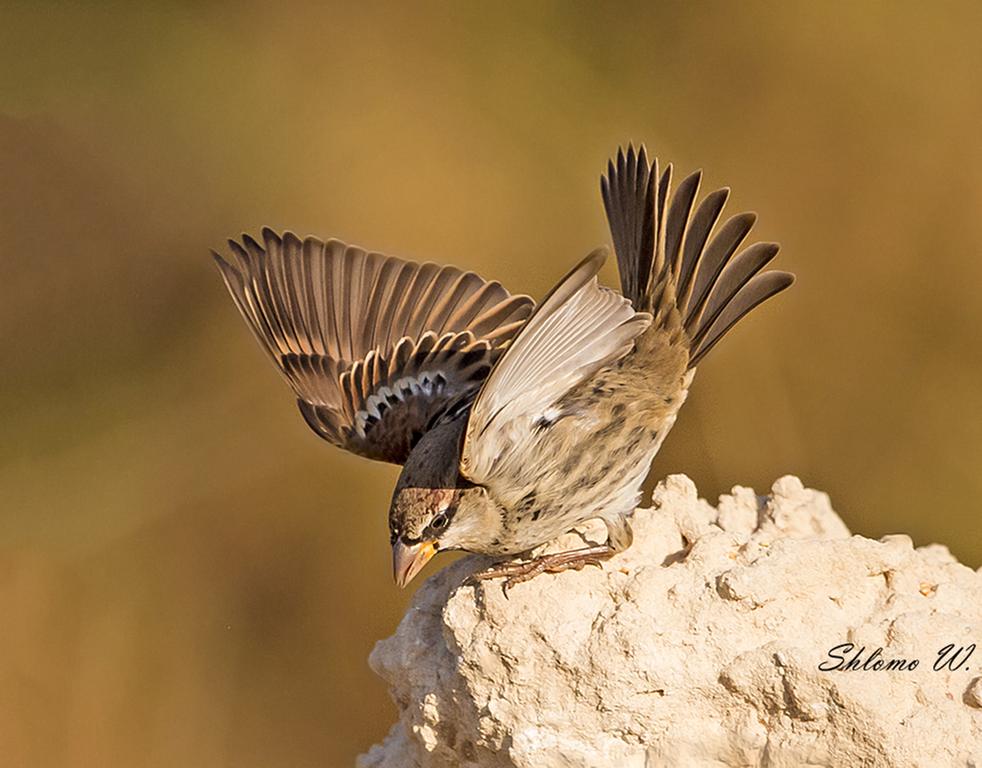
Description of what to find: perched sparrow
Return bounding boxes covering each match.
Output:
[214,146,793,589]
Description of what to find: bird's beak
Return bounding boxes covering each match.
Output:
[392,539,437,588]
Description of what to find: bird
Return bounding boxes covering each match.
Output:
[213,145,794,590]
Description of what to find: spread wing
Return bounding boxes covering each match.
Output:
[459,248,651,486]
[214,228,534,464]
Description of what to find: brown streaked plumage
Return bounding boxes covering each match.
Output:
[213,230,533,463]
[213,146,794,590]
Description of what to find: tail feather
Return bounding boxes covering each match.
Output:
[688,242,780,349]
[655,162,672,280]
[689,271,795,366]
[678,186,728,307]
[601,144,793,368]
[665,169,702,289]
[600,145,656,306]
[682,212,757,330]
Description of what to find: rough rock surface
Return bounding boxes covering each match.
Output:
[359,476,982,768]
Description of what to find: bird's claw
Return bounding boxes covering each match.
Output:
[469,546,615,595]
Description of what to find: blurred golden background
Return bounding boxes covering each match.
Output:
[2,1,981,765]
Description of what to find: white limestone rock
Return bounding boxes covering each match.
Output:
[359,475,982,768]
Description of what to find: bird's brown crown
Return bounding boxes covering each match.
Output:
[388,418,468,541]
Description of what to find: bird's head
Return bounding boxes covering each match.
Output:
[388,419,497,587]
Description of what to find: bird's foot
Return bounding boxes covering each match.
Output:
[470,545,615,596]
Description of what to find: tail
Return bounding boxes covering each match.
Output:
[601,145,794,368]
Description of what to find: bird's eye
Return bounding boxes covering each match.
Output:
[430,512,449,531]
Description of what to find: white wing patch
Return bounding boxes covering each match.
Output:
[353,371,450,437]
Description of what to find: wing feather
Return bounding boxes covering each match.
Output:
[460,248,650,484]
[215,229,534,463]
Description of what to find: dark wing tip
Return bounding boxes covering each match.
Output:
[757,242,781,260]
[772,270,795,288]
[240,232,264,253]
[583,244,610,271]
[211,248,232,269]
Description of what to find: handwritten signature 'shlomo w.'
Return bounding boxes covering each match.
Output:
[819,642,976,672]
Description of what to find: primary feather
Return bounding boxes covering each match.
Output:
[214,229,534,463]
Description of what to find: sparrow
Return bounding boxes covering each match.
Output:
[213,145,793,589]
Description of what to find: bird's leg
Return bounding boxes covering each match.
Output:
[471,544,616,592]
[470,516,634,593]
